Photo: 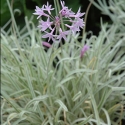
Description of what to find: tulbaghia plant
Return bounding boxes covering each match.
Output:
[1,0,125,125]
[33,1,85,42]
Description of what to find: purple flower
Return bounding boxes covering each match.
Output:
[75,18,85,29]
[65,24,79,34]
[57,28,69,41]
[42,28,55,42]
[33,6,48,19]
[33,1,85,43]
[43,2,54,14]
[69,8,85,19]
[69,18,85,32]
[80,45,89,58]
[38,17,53,31]
[59,1,75,17]
[42,41,52,48]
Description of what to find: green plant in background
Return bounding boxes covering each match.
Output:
[1,0,24,27]
[1,0,125,125]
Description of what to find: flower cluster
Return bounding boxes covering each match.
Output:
[33,1,85,42]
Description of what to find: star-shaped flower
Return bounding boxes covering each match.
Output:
[65,24,79,34]
[75,18,85,29]
[38,17,53,31]
[70,18,85,31]
[60,1,67,9]
[57,28,69,41]
[43,2,54,14]
[59,1,75,18]
[42,28,55,42]
[69,8,85,18]
[33,6,48,19]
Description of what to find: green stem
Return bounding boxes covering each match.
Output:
[54,0,58,16]
[82,0,94,36]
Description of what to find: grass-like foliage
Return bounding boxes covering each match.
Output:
[1,0,125,125]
